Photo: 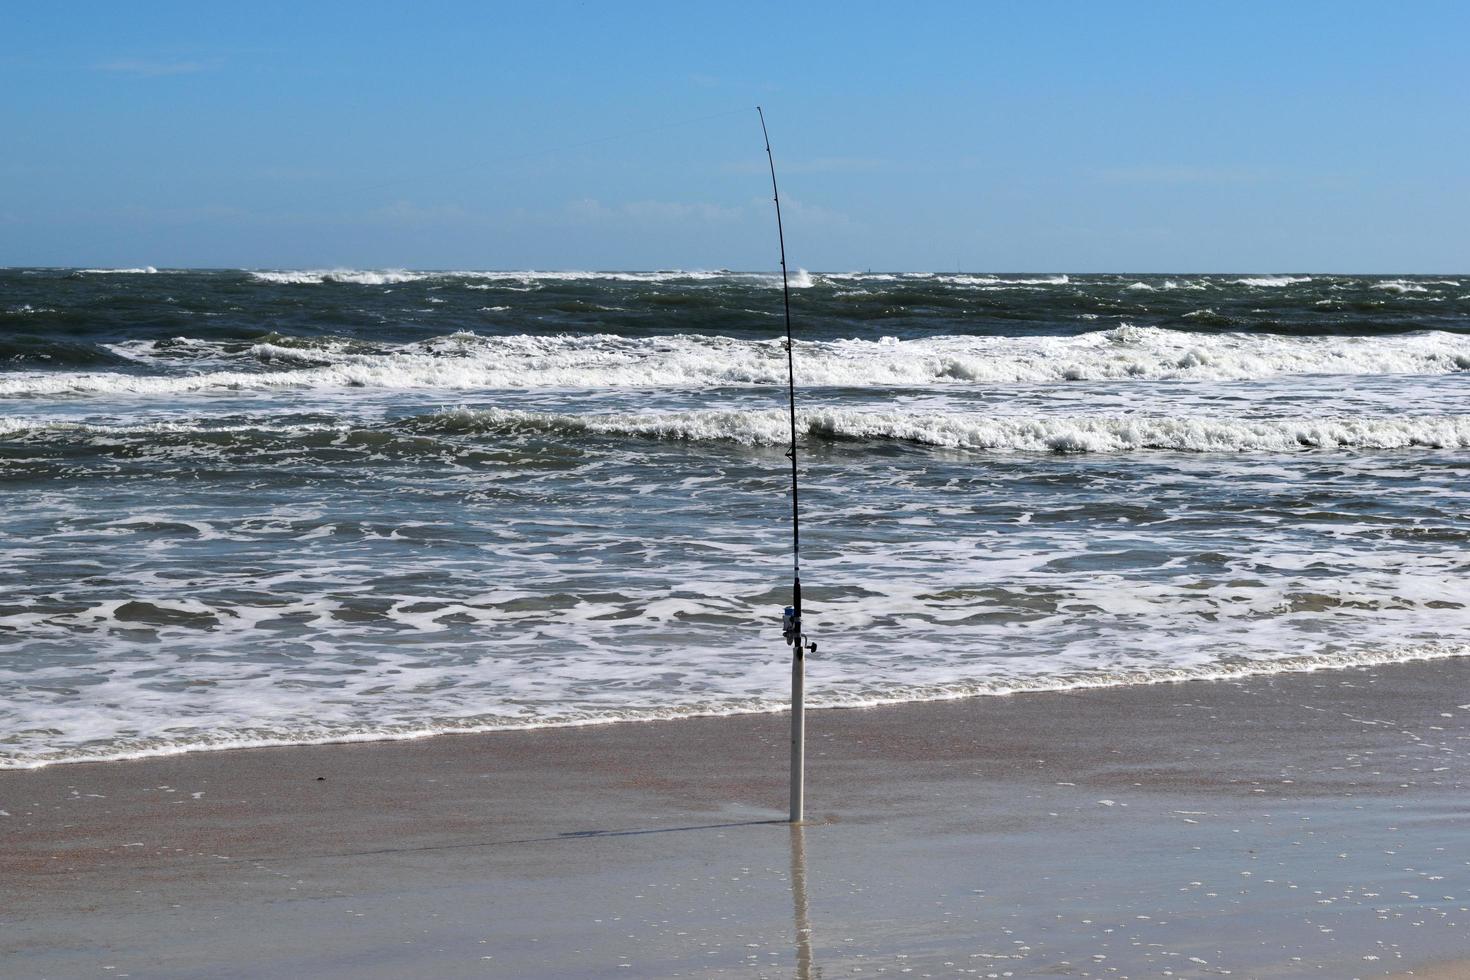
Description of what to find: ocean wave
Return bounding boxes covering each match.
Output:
[1375,279,1431,294]
[0,337,137,369]
[78,266,159,275]
[414,406,1470,453]
[240,268,1104,291]
[15,407,1467,456]
[6,639,1466,770]
[947,274,1070,287]
[458,269,734,283]
[245,268,777,288]
[3,326,1467,398]
[1235,275,1312,287]
[250,268,431,285]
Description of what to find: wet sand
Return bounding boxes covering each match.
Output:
[4,657,1469,979]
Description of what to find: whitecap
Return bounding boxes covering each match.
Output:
[249,268,430,285]
[409,405,1470,454]
[1375,279,1430,294]
[1234,275,1311,287]
[4,326,1468,398]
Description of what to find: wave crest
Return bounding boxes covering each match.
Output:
[1235,275,1312,287]
[3,326,1466,398]
[411,406,1470,454]
[11,406,1470,455]
[250,268,429,285]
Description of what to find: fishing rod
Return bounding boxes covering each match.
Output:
[758,106,816,824]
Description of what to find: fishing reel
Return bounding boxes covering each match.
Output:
[782,606,817,655]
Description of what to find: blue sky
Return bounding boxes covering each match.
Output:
[3,1,1466,271]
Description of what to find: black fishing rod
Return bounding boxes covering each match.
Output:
[758,106,816,824]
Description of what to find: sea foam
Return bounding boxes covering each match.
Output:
[417,406,1470,454]
[2,326,1467,398]
[5,638,1466,770]
[250,268,431,285]
[11,407,1469,456]
[1234,275,1312,287]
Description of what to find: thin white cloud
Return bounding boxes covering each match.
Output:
[94,204,251,223]
[364,201,470,224]
[1093,165,1271,185]
[761,196,859,231]
[560,198,745,224]
[722,157,889,176]
[94,59,211,77]
[558,195,857,231]
[623,200,744,223]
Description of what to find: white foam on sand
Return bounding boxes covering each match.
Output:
[5,639,1466,770]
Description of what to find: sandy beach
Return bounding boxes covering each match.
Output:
[2,657,1467,978]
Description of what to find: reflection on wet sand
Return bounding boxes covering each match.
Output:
[791,823,819,979]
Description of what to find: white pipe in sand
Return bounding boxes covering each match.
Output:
[791,649,805,823]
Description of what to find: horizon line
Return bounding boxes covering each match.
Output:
[4,266,1466,277]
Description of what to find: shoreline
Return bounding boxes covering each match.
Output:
[4,656,1470,978]
[10,640,1470,773]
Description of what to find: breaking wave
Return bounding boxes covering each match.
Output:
[249,268,432,285]
[247,268,776,287]
[1376,279,1431,294]
[416,406,1470,453]
[3,326,1468,398]
[9,407,1470,456]
[8,639,1467,769]
[1235,275,1313,287]
[78,266,159,275]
